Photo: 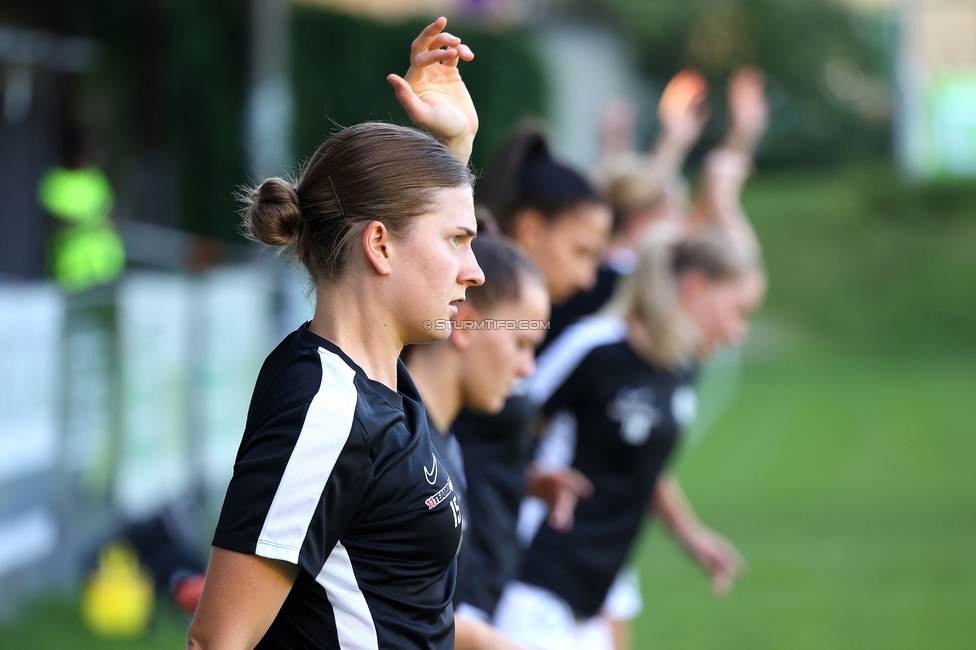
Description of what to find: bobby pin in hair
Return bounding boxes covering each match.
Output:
[328,176,346,216]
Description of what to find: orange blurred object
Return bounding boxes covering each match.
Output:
[173,574,206,614]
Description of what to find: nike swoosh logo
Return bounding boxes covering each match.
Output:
[424,453,438,485]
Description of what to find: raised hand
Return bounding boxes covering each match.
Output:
[724,66,768,154]
[387,17,478,164]
[657,69,710,152]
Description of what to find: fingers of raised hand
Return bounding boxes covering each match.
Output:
[730,66,766,94]
[387,74,428,117]
[443,43,474,68]
[413,48,461,68]
[661,69,709,112]
[426,32,461,53]
[411,16,448,58]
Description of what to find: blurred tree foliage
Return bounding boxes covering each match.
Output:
[9,0,251,241]
[13,2,543,242]
[744,165,976,356]
[560,0,893,167]
[290,8,547,175]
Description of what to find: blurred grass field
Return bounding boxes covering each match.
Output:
[635,343,976,649]
[2,164,974,648]
[632,164,976,649]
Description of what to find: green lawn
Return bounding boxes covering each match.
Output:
[0,598,189,649]
[629,163,976,649]
[633,342,976,649]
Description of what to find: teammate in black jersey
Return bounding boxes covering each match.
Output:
[452,130,611,621]
[406,235,549,650]
[187,18,486,650]
[494,234,765,650]
[538,70,771,650]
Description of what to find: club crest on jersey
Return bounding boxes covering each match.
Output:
[607,386,659,445]
[425,478,454,510]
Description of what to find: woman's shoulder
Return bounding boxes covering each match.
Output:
[256,330,349,398]
[528,316,628,404]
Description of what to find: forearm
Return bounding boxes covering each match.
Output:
[720,129,762,157]
[653,475,745,594]
[185,548,298,650]
[454,614,525,650]
[652,474,704,546]
[690,149,761,262]
[646,131,695,186]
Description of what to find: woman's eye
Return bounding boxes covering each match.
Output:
[451,236,459,244]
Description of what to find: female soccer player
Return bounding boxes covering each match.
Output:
[452,130,611,623]
[494,233,765,650]
[186,18,485,650]
[546,67,771,649]
[406,235,549,650]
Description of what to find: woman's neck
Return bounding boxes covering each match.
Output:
[405,346,462,434]
[309,280,402,390]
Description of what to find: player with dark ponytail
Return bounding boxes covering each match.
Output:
[452,128,611,624]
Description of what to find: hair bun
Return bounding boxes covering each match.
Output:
[243,177,302,247]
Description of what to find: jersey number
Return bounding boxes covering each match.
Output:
[450,496,461,528]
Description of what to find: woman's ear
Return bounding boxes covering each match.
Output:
[361,221,393,275]
[449,302,481,352]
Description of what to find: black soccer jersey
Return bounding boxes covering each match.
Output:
[539,264,622,354]
[452,392,538,618]
[213,324,463,649]
[519,317,697,618]
[426,415,469,604]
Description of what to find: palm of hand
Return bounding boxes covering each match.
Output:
[659,70,710,146]
[404,65,478,141]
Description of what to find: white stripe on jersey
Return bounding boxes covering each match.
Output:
[528,317,627,406]
[516,411,578,548]
[256,347,358,563]
[316,541,379,650]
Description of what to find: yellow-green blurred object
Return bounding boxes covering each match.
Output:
[38,166,114,225]
[81,542,155,638]
[53,226,126,293]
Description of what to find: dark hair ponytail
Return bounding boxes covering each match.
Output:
[476,125,601,235]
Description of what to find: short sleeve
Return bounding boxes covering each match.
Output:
[213,346,371,577]
[539,360,584,419]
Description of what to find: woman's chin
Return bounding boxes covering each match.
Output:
[409,325,451,345]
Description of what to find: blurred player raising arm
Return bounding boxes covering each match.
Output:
[691,67,770,262]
